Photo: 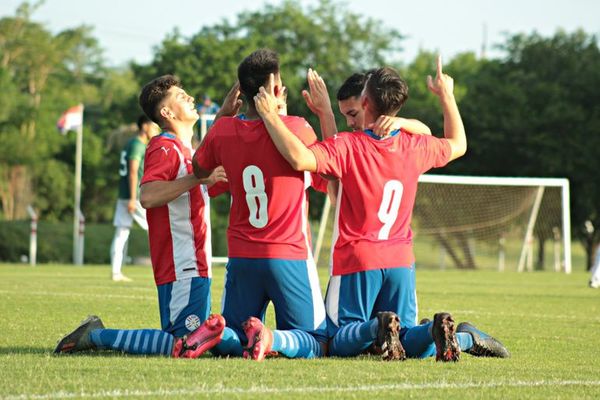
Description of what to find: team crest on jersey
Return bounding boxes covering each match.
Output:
[185,314,201,331]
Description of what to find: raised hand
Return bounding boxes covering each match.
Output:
[302,68,333,117]
[254,73,280,119]
[216,81,243,119]
[427,55,454,99]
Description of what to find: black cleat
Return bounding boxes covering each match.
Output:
[457,322,510,358]
[432,312,460,362]
[375,311,406,361]
[54,315,104,354]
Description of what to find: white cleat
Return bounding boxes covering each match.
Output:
[589,280,600,289]
[112,273,132,282]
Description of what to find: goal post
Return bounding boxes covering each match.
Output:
[313,175,571,273]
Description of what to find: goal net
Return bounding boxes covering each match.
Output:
[314,175,571,273]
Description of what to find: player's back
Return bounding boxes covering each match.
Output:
[196,115,317,260]
[312,130,450,275]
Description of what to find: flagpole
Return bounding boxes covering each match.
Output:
[73,104,84,265]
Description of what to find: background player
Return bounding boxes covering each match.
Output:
[193,49,328,361]
[55,75,230,358]
[254,57,509,361]
[110,115,159,282]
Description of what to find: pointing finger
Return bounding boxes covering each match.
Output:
[437,55,443,77]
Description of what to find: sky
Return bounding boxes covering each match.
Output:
[1,0,598,67]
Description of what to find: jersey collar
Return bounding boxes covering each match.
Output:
[362,129,401,140]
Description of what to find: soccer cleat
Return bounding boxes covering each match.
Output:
[457,322,511,358]
[432,312,460,362]
[590,280,600,289]
[375,311,406,361]
[112,273,132,282]
[54,315,105,354]
[242,317,273,361]
[172,314,225,358]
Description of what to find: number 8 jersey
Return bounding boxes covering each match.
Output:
[194,115,326,260]
[310,130,451,276]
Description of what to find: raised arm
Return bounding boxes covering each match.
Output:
[255,74,318,172]
[302,68,338,140]
[427,55,466,161]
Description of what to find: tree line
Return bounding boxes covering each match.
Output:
[1,0,599,268]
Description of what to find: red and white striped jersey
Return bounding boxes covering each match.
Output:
[310,129,451,276]
[194,115,324,260]
[141,132,211,285]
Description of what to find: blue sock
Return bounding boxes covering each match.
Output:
[329,319,378,357]
[456,332,473,351]
[271,329,324,359]
[90,329,173,356]
[400,322,436,358]
[211,327,243,357]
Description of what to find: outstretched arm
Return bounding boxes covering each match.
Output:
[427,55,466,161]
[255,74,318,172]
[302,68,338,139]
[140,166,227,208]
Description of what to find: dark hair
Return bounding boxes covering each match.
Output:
[237,49,279,103]
[364,67,408,116]
[139,75,182,125]
[337,73,367,101]
[136,114,153,131]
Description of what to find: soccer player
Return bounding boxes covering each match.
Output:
[109,115,159,282]
[254,57,509,360]
[54,75,234,358]
[303,68,432,137]
[192,49,328,361]
[590,243,600,288]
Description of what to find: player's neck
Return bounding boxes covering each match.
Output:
[164,122,194,147]
[243,106,262,120]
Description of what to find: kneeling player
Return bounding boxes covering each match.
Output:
[55,75,234,358]
[254,58,510,361]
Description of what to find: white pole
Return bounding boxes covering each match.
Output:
[313,195,331,265]
[73,110,83,266]
[561,181,572,273]
[27,205,37,266]
[76,211,85,265]
[518,186,545,272]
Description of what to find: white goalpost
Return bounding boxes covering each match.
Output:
[313,175,572,273]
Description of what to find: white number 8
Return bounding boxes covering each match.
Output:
[377,180,403,240]
[242,165,268,228]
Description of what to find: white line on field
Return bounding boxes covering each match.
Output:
[0,290,153,301]
[3,380,600,399]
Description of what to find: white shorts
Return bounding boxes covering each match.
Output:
[112,199,148,230]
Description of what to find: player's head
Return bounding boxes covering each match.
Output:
[238,48,282,105]
[361,67,408,121]
[336,72,370,131]
[137,114,160,141]
[139,74,198,129]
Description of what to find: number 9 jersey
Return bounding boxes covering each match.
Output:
[310,130,451,276]
[194,115,326,260]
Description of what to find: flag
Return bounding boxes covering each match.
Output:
[57,104,84,134]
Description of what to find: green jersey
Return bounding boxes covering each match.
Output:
[118,136,147,199]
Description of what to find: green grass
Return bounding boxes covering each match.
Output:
[1,263,599,399]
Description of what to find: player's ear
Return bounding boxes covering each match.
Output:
[360,94,368,110]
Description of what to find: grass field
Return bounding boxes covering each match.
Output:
[1,263,599,399]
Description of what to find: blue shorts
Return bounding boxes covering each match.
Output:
[222,258,327,343]
[325,265,417,338]
[157,276,211,338]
